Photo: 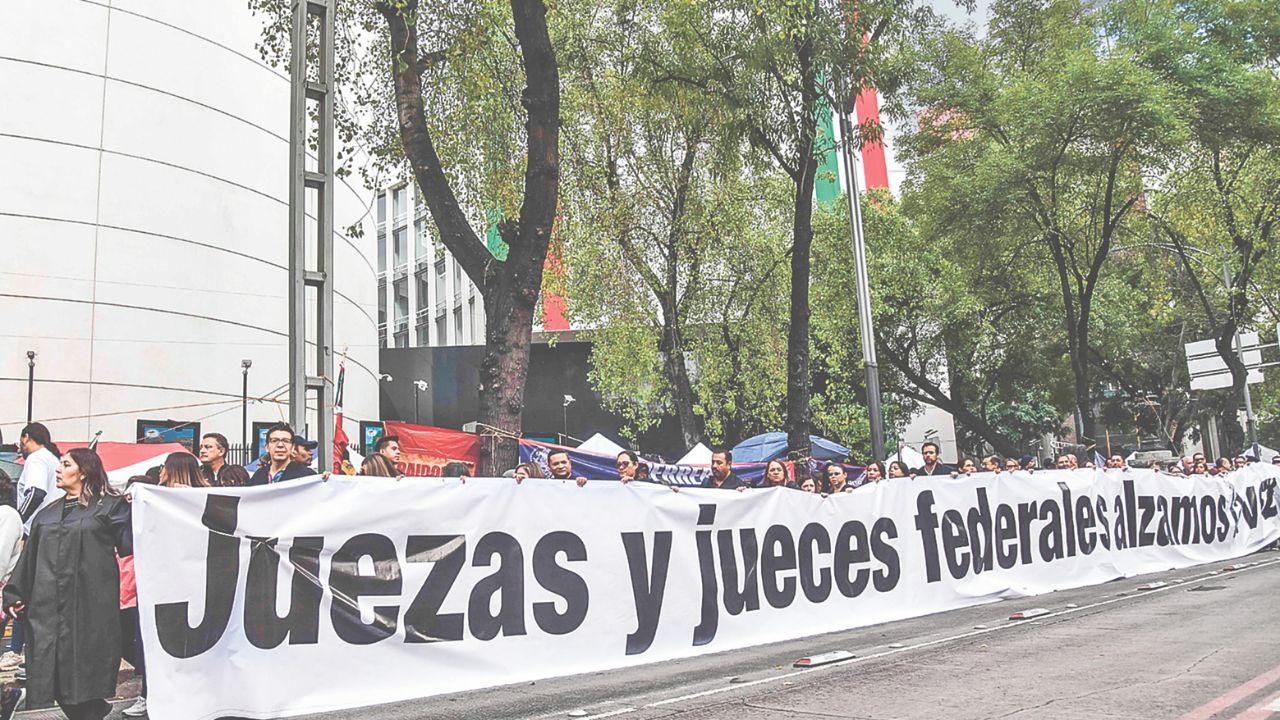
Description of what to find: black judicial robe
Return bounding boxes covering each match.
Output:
[3,494,132,706]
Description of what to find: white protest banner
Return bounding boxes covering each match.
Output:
[133,466,1280,720]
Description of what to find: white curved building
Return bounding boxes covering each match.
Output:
[0,0,379,449]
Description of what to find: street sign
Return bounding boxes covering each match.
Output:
[1184,332,1264,390]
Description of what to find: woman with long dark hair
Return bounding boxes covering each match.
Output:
[159,452,209,488]
[3,448,131,720]
[760,460,790,488]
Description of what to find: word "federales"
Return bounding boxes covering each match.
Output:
[914,478,1278,582]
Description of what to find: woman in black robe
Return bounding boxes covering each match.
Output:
[3,448,131,720]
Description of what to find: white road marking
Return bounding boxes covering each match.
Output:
[569,558,1280,720]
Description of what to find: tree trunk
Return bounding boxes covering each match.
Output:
[379,0,559,475]
[659,315,702,449]
[784,167,817,457]
[784,42,819,459]
[478,268,537,474]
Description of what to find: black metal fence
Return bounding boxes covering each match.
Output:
[225,442,364,467]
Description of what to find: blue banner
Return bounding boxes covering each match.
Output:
[519,440,774,486]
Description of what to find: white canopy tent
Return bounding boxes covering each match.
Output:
[577,433,627,457]
[885,445,926,470]
[677,442,712,465]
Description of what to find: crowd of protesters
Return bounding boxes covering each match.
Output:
[0,418,1275,720]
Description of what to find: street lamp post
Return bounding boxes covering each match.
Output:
[241,359,252,451]
[25,351,35,424]
[413,380,428,424]
[562,395,576,443]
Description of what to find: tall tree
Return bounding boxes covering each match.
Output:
[902,0,1181,444]
[655,0,926,457]
[251,0,561,473]
[1127,0,1280,423]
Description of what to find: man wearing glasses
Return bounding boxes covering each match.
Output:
[248,422,316,485]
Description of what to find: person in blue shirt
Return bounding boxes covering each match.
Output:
[247,423,314,486]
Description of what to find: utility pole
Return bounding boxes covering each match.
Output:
[241,359,252,451]
[1222,262,1260,459]
[413,380,428,424]
[288,0,335,456]
[835,79,886,462]
[25,350,35,424]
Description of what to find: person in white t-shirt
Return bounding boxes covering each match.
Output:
[15,423,63,535]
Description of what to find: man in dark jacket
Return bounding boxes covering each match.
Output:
[247,423,315,486]
[198,432,250,487]
[913,441,952,477]
[702,449,745,490]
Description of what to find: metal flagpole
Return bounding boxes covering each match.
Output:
[835,77,886,462]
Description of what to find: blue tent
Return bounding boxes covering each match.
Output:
[731,432,849,463]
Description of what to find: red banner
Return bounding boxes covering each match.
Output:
[383,421,480,476]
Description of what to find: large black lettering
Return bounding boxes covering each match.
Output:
[941,510,969,580]
[329,533,402,645]
[994,503,1018,569]
[155,495,241,659]
[1171,496,1197,545]
[966,488,993,574]
[1058,484,1077,557]
[693,504,718,646]
[798,523,832,603]
[914,491,941,583]
[467,532,527,641]
[1095,497,1111,550]
[760,525,797,609]
[870,518,900,592]
[403,535,466,644]
[244,536,323,649]
[1199,496,1217,544]
[622,531,672,655]
[1125,481,1139,548]
[1263,479,1278,519]
[1138,495,1157,547]
[1216,495,1231,542]
[1038,499,1064,562]
[1155,497,1174,547]
[719,529,760,616]
[1016,501,1038,564]
[834,520,870,597]
[1075,496,1096,555]
[532,532,589,635]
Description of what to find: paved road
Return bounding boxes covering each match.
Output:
[293,551,1280,720]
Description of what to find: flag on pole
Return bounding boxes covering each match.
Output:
[333,354,355,474]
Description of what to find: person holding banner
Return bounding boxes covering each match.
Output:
[701,449,745,490]
[863,461,884,484]
[822,463,853,494]
[247,423,315,486]
[887,461,910,479]
[547,450,588,487]
[760,460,790,488]
[616,451,641,482]
[913,441,951,477]
[359,454,400,478]
[3,448,131,720]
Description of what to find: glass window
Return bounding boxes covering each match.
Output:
[376,193,386,224]
[435,260,446,307]
[393,227,407,267]
[415,219,430,260]
[377,230,387,273]
[394,186,408,221]
[417,272,430,312]
[378,281,387,325]
[453,259,462,289]
[394,330,408,348]
[393,278,409,322]
[454,308,463,341]
[435,314,447,345]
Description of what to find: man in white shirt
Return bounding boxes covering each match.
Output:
[15,423,62,534]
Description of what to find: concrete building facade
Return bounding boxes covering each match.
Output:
[0,0,380,447]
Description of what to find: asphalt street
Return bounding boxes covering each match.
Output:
[294,551,1280,720]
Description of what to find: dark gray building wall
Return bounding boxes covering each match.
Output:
[379,343,685,456]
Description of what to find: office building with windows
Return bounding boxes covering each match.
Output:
[375,184,487,349]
